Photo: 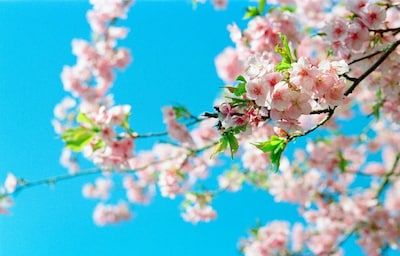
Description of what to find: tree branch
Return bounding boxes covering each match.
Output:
[344,40,400,96]
[288,107,336,141]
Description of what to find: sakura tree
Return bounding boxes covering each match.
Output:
[2,0,400,255]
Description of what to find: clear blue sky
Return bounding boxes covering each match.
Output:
[0,1,377,255]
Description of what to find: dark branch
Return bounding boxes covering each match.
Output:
[345,40,400,96]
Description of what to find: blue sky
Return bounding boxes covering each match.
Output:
[0,1,302,255]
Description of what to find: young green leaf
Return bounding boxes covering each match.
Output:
[172,105,191,119]
[92,139,105,151]
[121,113,130,130]
[76,112,95,126]
[236,75,247,83]
[338,150,348,173]
[62,127,95,152]
[253,136,287,171]
[371,89,383,120]
[222,75,247,97]
[280,5,295,13]
[258,0,266,14]
[234,83,247,97]
[210,136,229,159]
[275,34,294,72]
[226,133,239,159]
[244,6,260,19]
[275,62,292,71]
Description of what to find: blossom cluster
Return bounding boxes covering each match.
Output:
[212,0,400,255]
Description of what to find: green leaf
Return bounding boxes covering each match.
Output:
[121,113,130,130]
[222,75,247,97]
[338,151,348,173]
[275,62,292,71]
[226,97,250,106]
[76,112,95,126]
[210,136,229,159]
[280,5,296,13]
[275,34,294,72]
[236,75,246,83]
[280,33,293,63]
[62,127,95,152]
[210,132,240,159]
[226,133,239,159]
[371,89,383,120]
[232,123,248,134]
[244,6,260,19]
[253,136,287,171]
[258,0,266,14]
[234,82,247,97]
[172,105,191,119]
[92,139,105,151]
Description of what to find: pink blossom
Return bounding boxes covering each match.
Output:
[0,197,13,215]
[270,81,292,112]
[386,7,400,28]
[345,19,369,51]
[218,170,245,192]
[181,204,217,224]
[227,23,242,45]
[289,57,317,91]
[108,26,128,39]
[241,147,271,173]
[165,120,194,146]
[345,0,368,13]
[291,223,304,252]
[161,106,176,123]
[245,54,270,80]
[363,162,386,176]
[385,178,400,212]
[60,148,79,174]
[4,173,17,194]
[359,4,386,29]
[107,104,131,125]
[82,177,113,200]
[242,221,291,256]
[158,168,184,199]
[53,97,76,119]
[123,176,153,204]
[72,39,97,61]
[112,47,131,69]
[245,79,270,107]
[211,0,227,10]
[93,201,132,226]
[215,47,242,83]
[324,18,348,42]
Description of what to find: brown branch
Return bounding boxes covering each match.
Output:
[344,40,400,96]
[348,49,384,66]
[309,108,331,115]
[288,107,336,141]
[370,27,400,34]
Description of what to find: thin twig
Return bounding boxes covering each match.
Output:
[348,49,384,65]
[289,107,336,141]
[376,153,400,197]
